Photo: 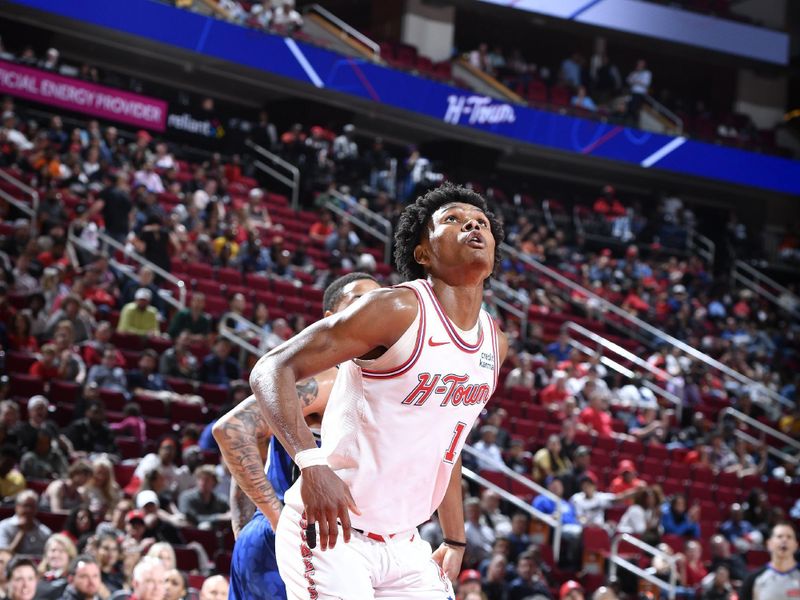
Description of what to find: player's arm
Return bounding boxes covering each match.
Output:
[249,287,417,551]
[433,455,467,581]
[214,396,281,532]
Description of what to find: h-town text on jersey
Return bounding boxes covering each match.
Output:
[401,373,492,407]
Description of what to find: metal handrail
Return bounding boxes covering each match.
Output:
[643,94,684,134]
[0,168,40,215]
[218,319,264,358]
[502,242,792,410]
[609,533,678,600]
[0,189,36,223]
[720,407,800,454]
[218,310,271,351]
[687,228,716,265]
[732,260,800,318]
[245,140,300,211]
[488,280,529,340]
[461,466,562,562]
[67,223,187,310]
[324,200,393,265]
[732,429,799,467]
[565,335,683,421]
[307,4,380,57]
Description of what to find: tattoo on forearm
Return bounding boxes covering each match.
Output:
[231,483,256,537]
[296,377,319,407]
[217,399,283,526]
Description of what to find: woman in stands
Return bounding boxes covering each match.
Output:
[164,568,189,600]
[145,542,177,571]
[83,456,122,521]
[42,459,92,514]
[35,533,77,599]
[7,312,38,352]
[61,505,97,548]
[89,532,124,596]
[618,486,664,544]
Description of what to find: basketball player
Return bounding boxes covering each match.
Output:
[250,183,507,598]
[213,273,381,600]
[740,521,799,600]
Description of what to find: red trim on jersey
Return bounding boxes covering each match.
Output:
[362,284,426,379]
[488,314,499,391]
[420,280,483,353]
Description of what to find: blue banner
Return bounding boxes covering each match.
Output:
[10,0,800,195]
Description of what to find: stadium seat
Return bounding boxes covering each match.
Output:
[9,374,45,397]
[174,546,202,572]
[49,380,81,404]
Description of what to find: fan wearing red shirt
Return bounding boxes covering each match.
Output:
[540,373,570,407]
[578,392,614,438]
[308,208,335,244]
[609,459,647,499]
[29,344,61,382]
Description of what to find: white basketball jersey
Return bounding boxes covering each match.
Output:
[285,279,500,534]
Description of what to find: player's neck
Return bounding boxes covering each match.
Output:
[770,557,797,572]
[427,277,484,330]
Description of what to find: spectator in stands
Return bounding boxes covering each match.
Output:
[570,476,624,528]
[0,446,26,500]
[62,505,96,548]
[546,333,572,362]
[471,425,505,473]
[45,295,94,342]
[35,533,76,599]
[7,312,37,352]
[706,534,747,586]
[532,476,582,566]
[532,434,571,484]
[309,209,335,243]
[578,391,615,438]
[505,353,535,391]
[465,497,495,567]
[571,86,597,112]
[469,43,493,74]
[562,446,597,498]
[51,322,88,384]
[540,372,570,411]
[479,490,511,538]
[86,347,128,395]
[481,553,509,598]
[560,580,585,600]
[1,112,33,152]
[680,540,707,589]
[199,338,240,385]
[158,331,199,380]
[64,401,118,456]
[626,59,652,120]
[42,460,92,514]
[89,173,133,245]
[662,493,701,538]
[133,438,190,501]
[137,491,183,546]
[145,542,176,571]
[109,403,147,445]
[618,486,662,542]
[720,503,758,551]
[83,457,122,521]
[14,395,61,454]
[128,350,200,405]
[6,557,38,600]
[167,293,212,342]
[609,460,646,497]
[0,401,19,448]
[132,215,178,276]
[20,428,68,480]
[560,52,584,88]
[80,322,124,369]
[177,464,229,527]
[0,490,51,555]
[58,554,102,600]
[505,513,531,562]
[117,289,160,337]
[163,569,187,600]
[112,555,165,600]
[270,0,303,33]
[198,574,228,600]
[508,551,550,600]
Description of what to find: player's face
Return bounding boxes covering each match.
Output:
[329,279,381,315]
[419,202,495,281]
[767,524,798,559]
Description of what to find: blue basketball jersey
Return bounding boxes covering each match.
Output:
[265,436,297,503]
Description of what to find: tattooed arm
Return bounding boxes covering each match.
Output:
[213,375,327,535]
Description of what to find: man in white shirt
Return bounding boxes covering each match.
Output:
[1,112,33,152]
[570,477,617,528]
[626,59,652,121]
[472,425,505,473]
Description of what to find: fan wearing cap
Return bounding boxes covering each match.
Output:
[560,579,585,600]
[134,490,183,546]
[117,289,160,337]
[456,569,481,597]
[608,460,646,499]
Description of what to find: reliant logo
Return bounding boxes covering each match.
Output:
[443,95,516,126]
[167,112,225,138]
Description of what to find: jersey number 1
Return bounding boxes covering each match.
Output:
[444,421,467,464]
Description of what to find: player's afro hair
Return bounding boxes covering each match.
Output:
[322,271,378,314]
[393,182,504,281]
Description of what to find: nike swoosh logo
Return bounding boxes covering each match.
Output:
[428,337,449,347]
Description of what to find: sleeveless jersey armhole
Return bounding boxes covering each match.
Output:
[357,284,426,379]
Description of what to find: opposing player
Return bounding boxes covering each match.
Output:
[213,272,381,600]
[740,521,799,600]
[250,183,507,598]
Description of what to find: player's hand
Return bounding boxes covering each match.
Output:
[301,465,360,551]
[432,543,465,582]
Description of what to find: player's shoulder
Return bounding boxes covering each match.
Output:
[357,285,420,315]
